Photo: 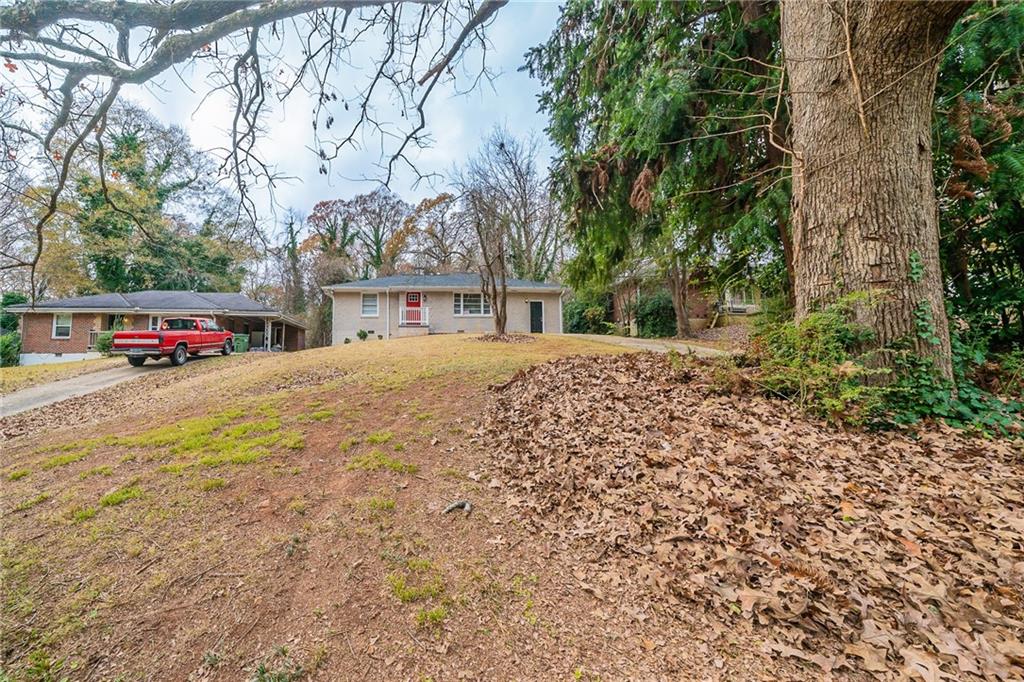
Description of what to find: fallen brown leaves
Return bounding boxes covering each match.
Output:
[484,352,1024,680]
[477,333,536,344]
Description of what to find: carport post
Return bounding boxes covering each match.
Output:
[265,317,271,350]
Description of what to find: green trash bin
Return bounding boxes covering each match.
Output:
[232,334,249,353]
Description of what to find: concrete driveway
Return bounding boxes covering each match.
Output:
[1,357,208,418]
[569,333,731,357]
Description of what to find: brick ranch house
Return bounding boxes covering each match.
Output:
[324,273,564,344]
[7,291,306,365]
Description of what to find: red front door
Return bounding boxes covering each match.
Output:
[405,292,422,324]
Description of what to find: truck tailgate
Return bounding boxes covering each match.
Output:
[112,331,161,349]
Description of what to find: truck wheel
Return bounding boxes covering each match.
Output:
[221,340,233,356]
[127,356,146,367]
[170,345,188,366]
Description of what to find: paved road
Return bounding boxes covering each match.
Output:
[570,333,731,357]
[0,357,203,418]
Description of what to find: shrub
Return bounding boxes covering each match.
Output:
[356,329,368,341]
[750,294,1021,433]
[885,325,1021,434]
[750,294,886,424]
[563,291,614,334]
[0,332,21,367]
[343,337,351,344]
[0,292,27,335]
[94,331,114,355]
[635,291,676,338]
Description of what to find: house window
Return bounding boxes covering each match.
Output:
[361,293,379,317]
[730,289,755,306]
[52,313,72,339]
[453,292,492,316]
[149,315,161,331]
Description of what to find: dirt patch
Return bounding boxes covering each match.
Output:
[484,352,1023,680]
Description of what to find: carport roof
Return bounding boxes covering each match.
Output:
[6,290,307,328]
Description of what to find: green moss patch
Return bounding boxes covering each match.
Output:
[299,409,334,422]
[387,572,444,603]
[40,450,89,470]
[14,493,50,512]
[100,485,142,507]
[79,465,112,479]
[366,496,396,511]
[199,478,226,491]
[365,431,393,445]
[345,450,418,474]
[416,605,449,628]
[71,507,98,523]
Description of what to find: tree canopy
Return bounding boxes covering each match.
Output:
[530,0,1024,356]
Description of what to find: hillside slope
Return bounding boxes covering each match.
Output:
[1,335,807,681]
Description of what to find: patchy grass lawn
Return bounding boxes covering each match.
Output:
[0,356,122,395]
[0,334,813,681]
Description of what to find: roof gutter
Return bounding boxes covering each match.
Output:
[322,285,567,294]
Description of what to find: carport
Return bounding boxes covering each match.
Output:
[215,313,306,352]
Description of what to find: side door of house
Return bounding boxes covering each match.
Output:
[529,301,544,333]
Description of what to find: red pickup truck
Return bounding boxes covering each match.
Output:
[112,317,234,367]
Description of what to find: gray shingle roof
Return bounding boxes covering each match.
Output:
[5,290,276,314]
[324,273,562,291]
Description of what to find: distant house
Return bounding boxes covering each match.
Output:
[6,290,306,365]
[721,286,762,315]
[323,273,564,344]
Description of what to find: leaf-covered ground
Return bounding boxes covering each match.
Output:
[485,352,1024,680]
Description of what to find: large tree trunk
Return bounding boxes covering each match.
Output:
[782,1,969,380]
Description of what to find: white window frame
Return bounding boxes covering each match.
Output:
[453,292,492,317]
[52,313,72,339]
[360,292,379,318]
[148,315,161,331]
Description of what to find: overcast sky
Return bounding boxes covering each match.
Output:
[122,1,562,231]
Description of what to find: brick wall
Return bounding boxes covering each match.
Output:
[20,313,97,354]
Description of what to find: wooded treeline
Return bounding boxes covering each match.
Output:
[2,102,256,300]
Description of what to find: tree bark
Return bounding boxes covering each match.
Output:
[782,0,969,380]
[667,257,692,337]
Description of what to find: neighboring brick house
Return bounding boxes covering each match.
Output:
[7,291,307,365]
[323,273,564,344]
